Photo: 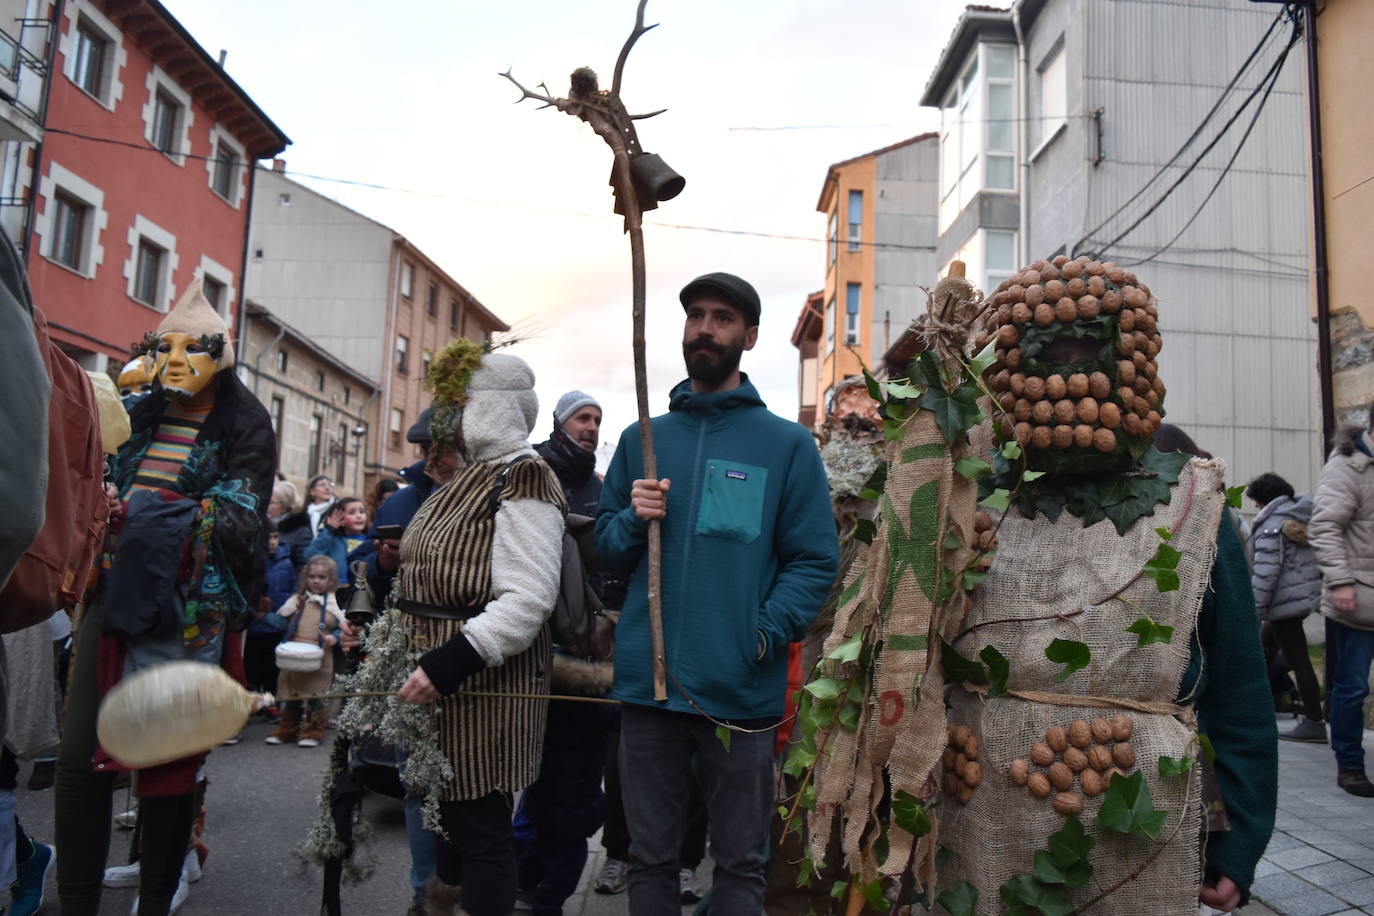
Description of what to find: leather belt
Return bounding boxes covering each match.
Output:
[396,598,484,622]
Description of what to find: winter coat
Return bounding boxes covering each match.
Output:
[1309,426,1374,630]
[275,508,316,571]
[596,376,840,720]
[251,543,296,636]
[1246,495,1321,622]
[359,459,438,604]
[306,526,369,582]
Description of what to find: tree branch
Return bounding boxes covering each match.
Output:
[611,0,658,98]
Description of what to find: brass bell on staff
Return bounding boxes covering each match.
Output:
[612,151,685,215]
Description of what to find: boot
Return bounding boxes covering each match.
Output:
[423,874,461,916]
[264,704,301,744]
[1280,716,1327,743]
[1338,770,1374,797]
[297,706,328,748]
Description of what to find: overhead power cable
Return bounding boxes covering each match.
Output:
[42,125,935,252]
[1086,13,1299,259]
[1070,9,1286,256]
[1117,32,1297,269]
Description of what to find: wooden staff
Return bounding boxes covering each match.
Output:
[500,0,673,699]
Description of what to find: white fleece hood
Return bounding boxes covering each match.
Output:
[461,353,539,463]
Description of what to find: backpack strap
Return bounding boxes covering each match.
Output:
[486,455,566,519]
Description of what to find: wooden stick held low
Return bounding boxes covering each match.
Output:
[292,689,622,706]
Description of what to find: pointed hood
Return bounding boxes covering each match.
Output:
[155,278,235,367]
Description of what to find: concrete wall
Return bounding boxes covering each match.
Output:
[244,169,393,384]
[1024,0,1318,496]
[873,136,940,364]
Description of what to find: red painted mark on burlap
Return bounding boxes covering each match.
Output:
[879,690,905,726]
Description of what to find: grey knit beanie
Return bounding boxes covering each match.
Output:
[554,390,601,426]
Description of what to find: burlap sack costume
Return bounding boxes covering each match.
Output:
[935,457,1226,914]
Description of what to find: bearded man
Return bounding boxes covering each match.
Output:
[55,281,274,916]
[596,272,839,913]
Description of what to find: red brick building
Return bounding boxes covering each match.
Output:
[29,0,287,370]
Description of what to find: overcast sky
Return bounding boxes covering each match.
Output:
[170,0,971,452]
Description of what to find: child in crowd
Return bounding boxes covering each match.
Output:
[245,523,293,703]
[306,497,370,582]
[265,556,344,748]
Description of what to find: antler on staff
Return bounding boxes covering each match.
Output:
[612,0,657,98]
[498,69,561,109]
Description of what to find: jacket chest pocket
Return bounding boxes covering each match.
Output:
[695,459,767,544]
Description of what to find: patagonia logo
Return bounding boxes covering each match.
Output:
[725,469,749,481]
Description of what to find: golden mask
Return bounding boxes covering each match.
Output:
[153,332,220,401]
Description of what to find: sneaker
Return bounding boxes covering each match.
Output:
[113,807,139,829]
[26,760,54,791]
[221,732,242,746]
[679,867,703,903]
[264,734,287,745]
[594,858,628,895]
[297,737,320,748]
[10,841,54,916]
[103,861,141,889]
[512,887,535,911]
[1338,770,1374,797]
[130,872,189,915]
[1280,717,1327,743]
[183,849,201,883]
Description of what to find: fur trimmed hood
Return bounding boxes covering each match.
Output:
[550,652,614,697]
[1332,426,1372,458]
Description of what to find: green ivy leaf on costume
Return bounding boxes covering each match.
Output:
[1227,485,1245,509]
[782,738,816,777]
[1045,815,1096,889]
[955,455,995,480]
[1198,732,1218,766]
[1001,440,1023,460]
[980,488,1011,511]
[1095,770,1167,840]
[1045,639,1091,683]
[853,518,877,545]
[999,875,1073,916]
[1155,526,1173,541]
[886,381,924,400]
[799,783,817,811]
[1143,543,1182,593]
[941,638,988,686]
[980,645,1010,697]
[1126,616,1175,647]
[838,701,862,732]
[861,878,887,910]
[803,677,844,701]
[1158,755,1193,778]
[936,880,979,916]
[714,725,731,752]
[863,368,883,404]
[891,789,932,837]
[884,417,906,442]
[1022,470,1046,481]
[828,631,865,664]
[969,338,999,379]
[922,383,984,445]
[858,461,889,501]
[795,855,816,887]
[830,880,848,900]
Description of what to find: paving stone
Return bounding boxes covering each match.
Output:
[1297,861,1372,888]
[1269,846,1337,871]
[1253,872,1321,902]
[1267,832,1309,853]
[1266,888,1356,916]
[1255,858,1285,878]
[1334,877,1374,907]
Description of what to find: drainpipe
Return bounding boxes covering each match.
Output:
[23,0,64,266]
[1303,0,1335,454]
[1012,4,1030,266]
[236,161,259,372]
[252,318,286,398]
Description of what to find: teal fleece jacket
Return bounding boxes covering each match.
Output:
[596,377,840,720]
[1179,516,1277,907]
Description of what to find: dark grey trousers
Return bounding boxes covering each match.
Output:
[619,704,775,915]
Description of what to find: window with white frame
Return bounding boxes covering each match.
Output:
[395,335,409,374]
[50,191,89,271]
[390,407,404,448]
[37,163,107,277]
[847,190,862,253]
[845,283,861,346]
[197,255,235,319]
[63,3,124,110]
[400,261,414,298]
[984,229,1017,293]
[827,209,837,266]
[276,348,288,372]
[140,67,192,164]
[202,275,226,313]
[1035,41,1067,152]
[212,141,238,199]
[939,43,1018,233]
[124,215,178,311]
[824,295,836,355]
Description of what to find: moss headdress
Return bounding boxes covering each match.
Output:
[425,338,487,450]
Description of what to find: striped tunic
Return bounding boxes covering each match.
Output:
[130,403,211,493]
[397,456,566,800]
